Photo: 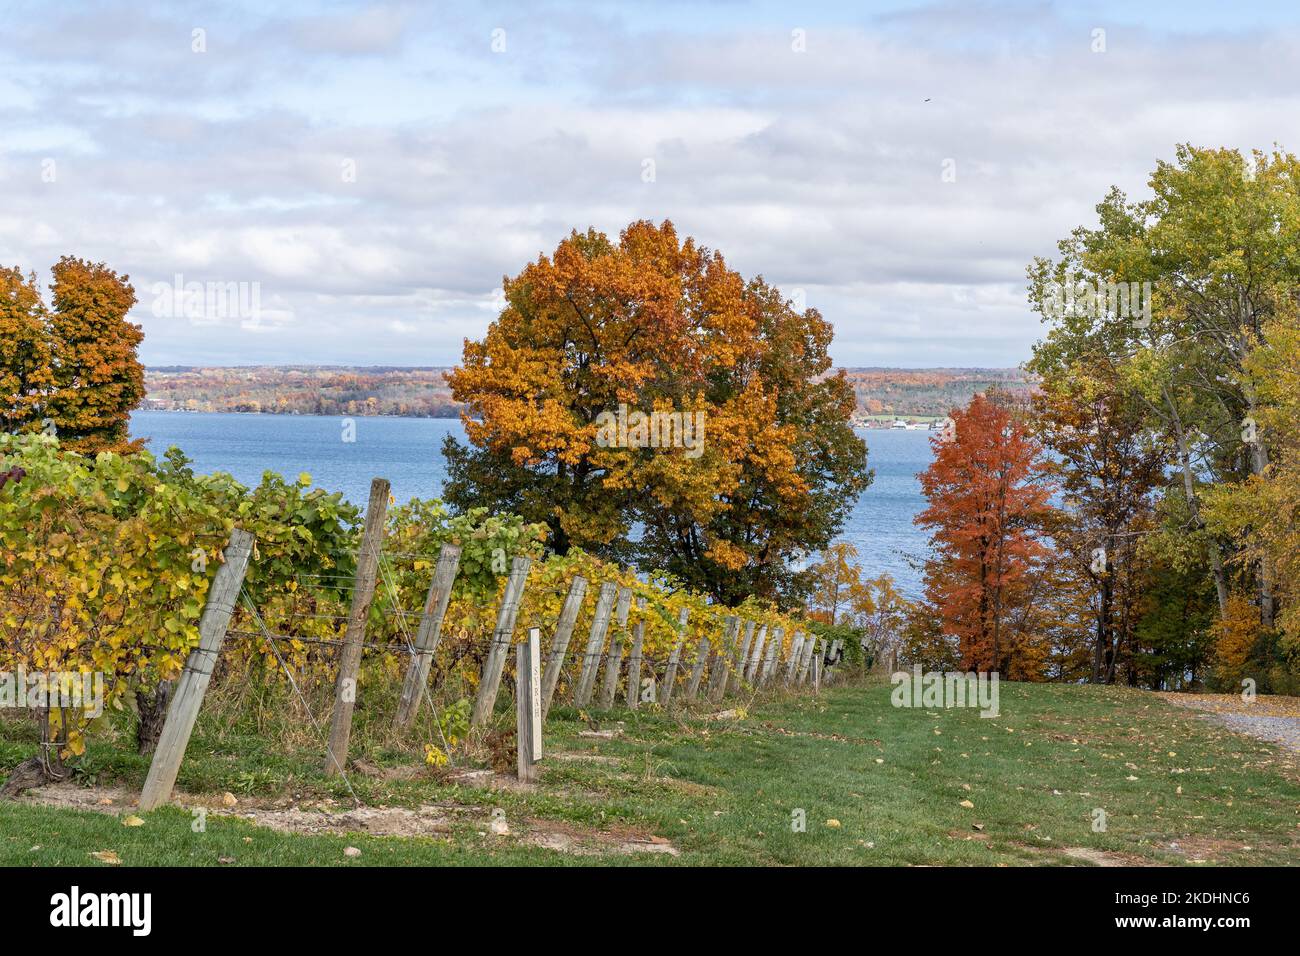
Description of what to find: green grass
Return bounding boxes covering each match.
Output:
[2,679,1297,866]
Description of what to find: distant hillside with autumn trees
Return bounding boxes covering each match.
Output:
[142,365,462,417]
[143,364,1034,421]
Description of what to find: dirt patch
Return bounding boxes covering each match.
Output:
[1016,841,1153,867]
[520,817,679,857]
[1059,846,1144,867]
[17,781,679,856]
[445,767,536,791]
[227,804,461,838]
[18,781,474,838]
[1160,835,1263,864]
[18,782,137,812]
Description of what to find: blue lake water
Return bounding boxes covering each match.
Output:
[129,411,934,596]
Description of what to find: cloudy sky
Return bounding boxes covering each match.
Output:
[3,1,1298,368]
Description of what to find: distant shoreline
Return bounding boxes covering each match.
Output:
[142,364,1033,423]
[133,407,943,429]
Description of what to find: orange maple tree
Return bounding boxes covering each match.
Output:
[443,220,869,604]
[45,257,145,454]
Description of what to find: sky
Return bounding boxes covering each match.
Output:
[3,0,1299,368]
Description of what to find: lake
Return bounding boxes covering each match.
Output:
[129,411,935,596]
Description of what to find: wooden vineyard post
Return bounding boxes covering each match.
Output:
[744,625,767,684]
[540,575,588,719]
[659,608,689,708]
[139,529,254,811]
[683,633,710,702]
[708,616,739,702]
[395,543,462,729]
[324,477,390,776]
[470,556,533,729]
[598,587,632,709]
[728,620,755,695]
[516,626,542,783]
[625,598,646,709]
[573,582,617,707]
[790,634,811,686]
[760,626,782,687]
[784,631,805,685]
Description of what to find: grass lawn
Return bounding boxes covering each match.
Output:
[2,678,1297,866]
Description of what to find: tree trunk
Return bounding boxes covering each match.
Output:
[1,707,68,798]
[1245,425,1276,629]
[136,681,173,755]
[1168,399,1229,614]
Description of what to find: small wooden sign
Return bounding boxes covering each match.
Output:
[516,626,543,782]
[528,626,542,759]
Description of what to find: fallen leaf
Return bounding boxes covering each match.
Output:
[121,815,145,828]
[90,850,121,865]
[959,799,975,809]
[825,819,842,828]
[222,792,238,807]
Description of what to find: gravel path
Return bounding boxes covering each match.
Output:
[1209,714,1300,752]
[1160,693,1300,753]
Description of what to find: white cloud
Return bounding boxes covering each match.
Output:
[1,1,1297,367]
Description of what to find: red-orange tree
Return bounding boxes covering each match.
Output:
[443,220,868,605]
[915,393,1055,675]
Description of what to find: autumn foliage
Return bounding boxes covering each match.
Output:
[915,394,1054,676]
[0,257,144,454]
[444,219,868,605]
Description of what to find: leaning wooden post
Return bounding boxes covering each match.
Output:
[744,625,767,684]
[624,598,646,709]
[760,626,783,687]
[598,587,632,709]
[516,626,542,783]
[813,652,822,694]
[784,631,806,686]
[139,529,254,811]
[324,477,390,776]
[470,556,533,729]
[708,616,739,702]
[683,632,711,702]
[660,608,689,709]
[540,575,588,719]
[395,543,462,729]
[797,636,818,685]
[728,620,755,695]
[573,582,617,707]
